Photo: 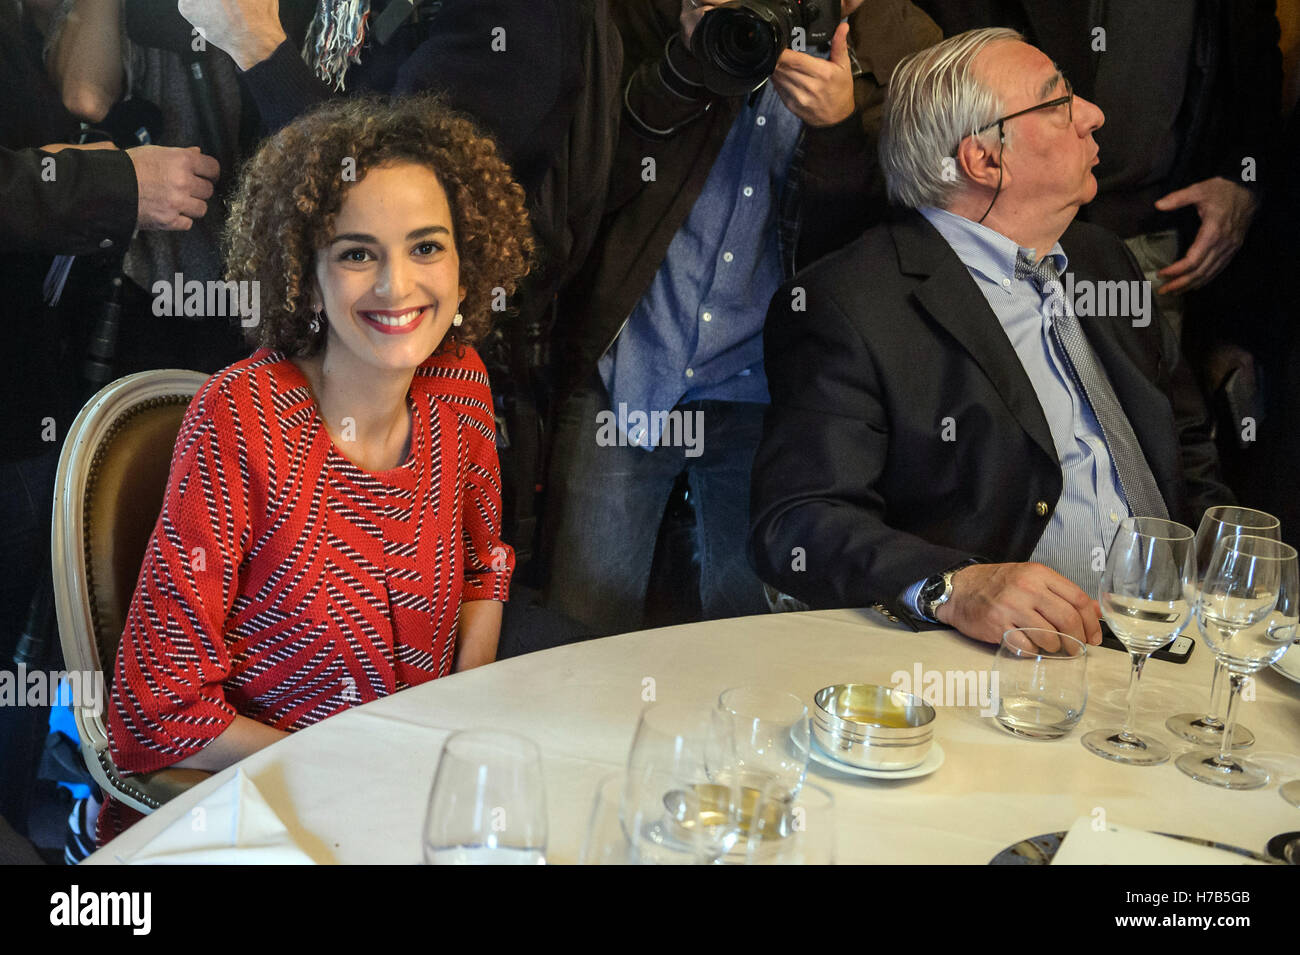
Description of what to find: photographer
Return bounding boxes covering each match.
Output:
[543,0,942,635]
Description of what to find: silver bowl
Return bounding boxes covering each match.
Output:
[812,683,935,770]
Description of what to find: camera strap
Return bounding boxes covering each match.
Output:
[372,0,443,45]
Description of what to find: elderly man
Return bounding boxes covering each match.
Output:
[749,28,1233,646]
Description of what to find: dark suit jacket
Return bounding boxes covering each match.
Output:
[748,210,1233,625]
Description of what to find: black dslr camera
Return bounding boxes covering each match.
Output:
[690,0,842,95]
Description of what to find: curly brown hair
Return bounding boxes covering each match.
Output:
[225,94,533,356]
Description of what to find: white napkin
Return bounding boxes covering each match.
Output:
[120,768,318,865]
[1051,816,1267,865]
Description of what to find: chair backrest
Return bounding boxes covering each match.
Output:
[52,369,210,813]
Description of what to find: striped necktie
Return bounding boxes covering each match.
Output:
[1016,252,1169,520]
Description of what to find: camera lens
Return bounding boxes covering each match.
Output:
[715,14,771,69]
[693,1,792,96]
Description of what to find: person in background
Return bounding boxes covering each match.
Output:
[749,29,1233,646]
[43,0,255,374]
[910,1,1284,520]
[99,95,532,842]
[911,1,1282,330]
[544,0,942,636]
[1,0,219,859]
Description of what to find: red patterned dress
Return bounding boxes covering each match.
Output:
[98,345,513,843]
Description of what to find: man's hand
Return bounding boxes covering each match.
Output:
[935,562,1103,648]
[177,0,287,71]
[1153,176,1259,295]
[127,145,220,232]
[770,21,854,127]
[679,0,725,48]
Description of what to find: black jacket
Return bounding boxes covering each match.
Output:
[749,210,1233,625]
[242,0,579,194]
[0,147,137,257]
[556,0,942,397]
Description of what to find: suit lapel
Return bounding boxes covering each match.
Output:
[892,213,1058,467]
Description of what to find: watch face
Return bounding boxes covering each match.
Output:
[920,575,945,605]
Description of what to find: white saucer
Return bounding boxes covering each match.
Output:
[808,735,945,780]
[1272,644,1300,684]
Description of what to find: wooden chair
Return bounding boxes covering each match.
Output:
[51,370,212,813]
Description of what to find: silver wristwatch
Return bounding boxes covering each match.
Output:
[920,568,960,621]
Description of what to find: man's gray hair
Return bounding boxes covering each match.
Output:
[879,27,1024,210]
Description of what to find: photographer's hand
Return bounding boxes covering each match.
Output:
[178,0,286,71]
[127,145,220,232]
[771,21,854,127]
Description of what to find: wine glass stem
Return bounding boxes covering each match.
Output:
[1204,660,1227,727]
[1214,671,1246,767]
[1119,651,1149,743]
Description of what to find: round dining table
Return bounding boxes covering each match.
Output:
[85,608,1300,864]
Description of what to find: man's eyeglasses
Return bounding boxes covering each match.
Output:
[961,76,1075,222]
[974,76,1074,143]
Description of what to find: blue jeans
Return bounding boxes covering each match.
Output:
[543,381,768,635]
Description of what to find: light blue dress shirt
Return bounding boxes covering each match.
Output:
[597,73,807,450]
[904,207,1131,615]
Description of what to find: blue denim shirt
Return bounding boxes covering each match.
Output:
[597,77,805,449]
[904,207,1131,615]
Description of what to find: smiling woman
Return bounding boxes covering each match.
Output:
[97,95,534,844]
[227,94,533,356]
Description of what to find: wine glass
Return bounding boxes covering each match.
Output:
[1282,780,1300,809]
[745,781,836,865]
[578,772,639,865]
[422,730,548,864]
[1177,536,1298,789]
[1167,506,1281,749]
[1083,517,1195,766]
[717,686,810,799]
[624,702,741,864]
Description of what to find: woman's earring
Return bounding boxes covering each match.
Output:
[452,312,463,327]
[310,309,323,334]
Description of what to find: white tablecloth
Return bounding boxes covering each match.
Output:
[86,609,1300,864]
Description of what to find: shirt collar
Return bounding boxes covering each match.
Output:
[919,207,1069,290]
